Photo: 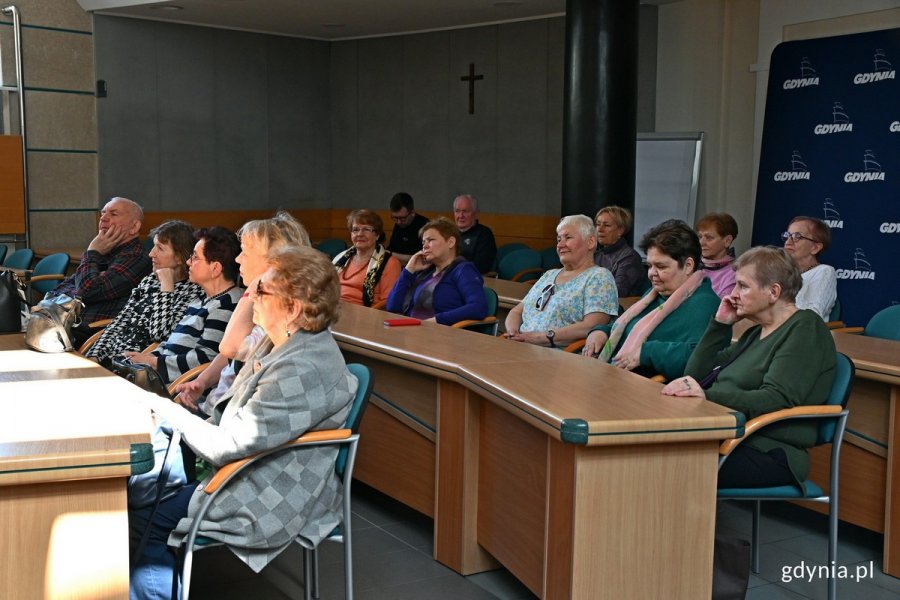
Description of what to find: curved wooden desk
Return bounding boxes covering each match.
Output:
[0,334,153,600]
[332,304,741,599]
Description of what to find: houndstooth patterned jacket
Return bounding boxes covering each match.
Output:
[152,328,357,572]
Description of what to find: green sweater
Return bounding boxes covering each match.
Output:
[686,309,836,485]
[592,278,720,380]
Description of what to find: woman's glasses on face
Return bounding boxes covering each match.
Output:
[535,283,555,311]
[255,280,275,298]
[188,252,208,263]
[351,226,376,235]
[781,231,818,244]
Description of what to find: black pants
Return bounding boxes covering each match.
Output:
[718,445,794,488]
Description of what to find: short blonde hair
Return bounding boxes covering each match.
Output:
[267,246,341,332]
[238,210,311,254]
[595,205,632,233]
[733,246,802,302]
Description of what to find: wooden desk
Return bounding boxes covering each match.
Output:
[0,334,153,599]
[806,332,900,577]
[332,304,741,599]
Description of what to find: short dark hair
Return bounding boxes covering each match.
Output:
[696,212,739,239]
[420,217,462,257]
[390,192,415,213]
[639,219,702,269]
[789,216,832,254]
[196,226,241,283]
[346,209,385,238]
[149,220,195,266]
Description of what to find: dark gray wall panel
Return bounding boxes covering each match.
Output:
[401,32,450,212]
[447,26,498,208]
[637,5,658,133]
[95,16,160,209]
[329,42,359,207]
[546,17,566,217]
[156,24,217,209]
[214,31,268,210]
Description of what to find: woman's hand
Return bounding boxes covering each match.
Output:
[611,348,640,371]
[582,330,609,357]
[661,375,706,399]
[121,351,158,370]
[405,251,431,274]
[155,267,176,292]
[174,380,204,410]
[714,296,740,325]
[507,331,547,345]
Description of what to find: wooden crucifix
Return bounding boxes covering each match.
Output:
[460,63,484,115]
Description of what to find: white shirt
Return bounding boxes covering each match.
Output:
[796,264,837,320]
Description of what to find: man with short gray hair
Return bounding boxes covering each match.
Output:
[453,194,497,273]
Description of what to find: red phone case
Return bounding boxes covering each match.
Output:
[383,318,421,327]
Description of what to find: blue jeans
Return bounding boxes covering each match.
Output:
[129,482,199,600]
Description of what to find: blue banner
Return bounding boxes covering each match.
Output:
[753,28,900,327]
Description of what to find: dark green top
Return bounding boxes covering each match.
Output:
[591,278,720,380]
[686,309,836,484]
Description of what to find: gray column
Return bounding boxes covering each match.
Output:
[562,0,639,228]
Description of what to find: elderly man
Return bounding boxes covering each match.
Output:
[453,194,497,273]
[46,196,151,345]
[387,192,428,265]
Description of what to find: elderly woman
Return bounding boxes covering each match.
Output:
[333,209,402,306]
[174,211,311,415]
[593,205,645,297]
[386,216,487,324]
[696,212,739,298]
[129,246,358,599]
[782,216,836,320]
[86,220,203,362]
[506,215,617,348]
[663,246,836,488]
[582,219,720,381]
[123,226,243,385]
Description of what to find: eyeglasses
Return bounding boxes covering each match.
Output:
[535,283,555,311]
[781,231,818,244]
[188,252,208,263]
[255,280,274,298]
[351,226,376,235]
[390,212,411,223]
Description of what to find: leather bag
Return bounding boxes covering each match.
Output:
[0,270,25,333]
[109,356,171,399]
[23,294,83,352]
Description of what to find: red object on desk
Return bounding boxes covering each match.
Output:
[383,318,421,327]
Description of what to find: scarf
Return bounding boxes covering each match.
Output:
[333,245,391,307]
[599,270,706,363]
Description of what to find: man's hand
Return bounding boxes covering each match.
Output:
[88,224,131,255]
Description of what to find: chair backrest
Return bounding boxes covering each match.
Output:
[30,253,70,296]
[864,304,900,341]
[817,353,854,444]
[497,248,543,282]
[316,238,348,259]
[3,248,33,270]
[0,245,7,265]
[828,297,841,322]
[337,363,374,477]
[540,246,562,270]
[496,243,529,266]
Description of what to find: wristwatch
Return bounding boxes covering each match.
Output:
[546,329,556,348]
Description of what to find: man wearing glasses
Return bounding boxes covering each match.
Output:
[387,192,429,265]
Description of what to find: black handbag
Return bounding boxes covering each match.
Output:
[0,270,25,333]
[24,294,83,352]
[109,356,172,399]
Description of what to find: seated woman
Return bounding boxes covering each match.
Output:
[174,211,311,415]
[593,205,645,297]
[332,209,402,306]
[696,212,739,298]
[129,246,358,598]
[662,246,836,489]
[782,216,836,320]
[506,215,617,348]
[582,219,720,381]
[123,227,243,385]
[86,220,203,362]
[386,216,487,324]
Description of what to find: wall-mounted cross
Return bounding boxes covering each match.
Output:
[460,63,484,115]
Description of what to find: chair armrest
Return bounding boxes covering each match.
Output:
[826,320,845,330]
[204,429,353,494]
[371,299,387,310]
[649,374,667,383]
[452,316,497,330]
[831,327,863,334]
[167,362,212,396]
[511,268,544,282]
[564,339,585,353]
[89,319,114,328]
[27,274,66,283]
[77,329,107,355]
[142,342,160,353]
[719,405,843,457]
[484,271,498,278]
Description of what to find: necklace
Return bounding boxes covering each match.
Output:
[204,284,236,304]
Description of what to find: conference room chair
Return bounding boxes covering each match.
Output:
[826,297,844,329]
[0,245,7,265]
[452,286,499,336]
[24,252,70,305]
[76,319,114,355]
[166,363,212,397]
[494,242,529,272]
[832,304,900,341]
[315,238,348,259]
[497,248,543,283]
[2,248,33,271]
[717,352,854,600]
[181,363,373,600]
[540,246,562,270]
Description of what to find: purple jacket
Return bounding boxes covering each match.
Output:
[386,259,488,325]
